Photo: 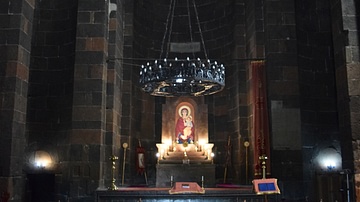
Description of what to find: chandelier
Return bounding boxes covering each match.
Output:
[139,0,225,97]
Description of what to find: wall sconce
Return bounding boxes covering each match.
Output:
[324,160,335,171]
[32,150,53,170]
[315,146,342,172]
[156,153,160,164]
[210,152,215,164]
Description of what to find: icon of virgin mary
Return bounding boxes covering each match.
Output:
[175,106,195,144]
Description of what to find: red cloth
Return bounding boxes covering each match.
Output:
[251,61,271,177]
[1,192,10,202]
[136,146,145,174]
[169,182,205,194]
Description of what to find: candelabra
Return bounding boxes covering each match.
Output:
[259,154,268,179]
[108,155,118,190]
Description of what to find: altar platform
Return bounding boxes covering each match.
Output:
[95,185,267,202]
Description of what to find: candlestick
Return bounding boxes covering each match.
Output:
[259,154,268,179]
[201,175,204,189]
[170,175,174,187]
[108,155,118,190]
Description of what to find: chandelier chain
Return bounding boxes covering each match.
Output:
[186,0,195,59]
[166,0,176,59]
[160,0,176,60]
[192,0,208,60]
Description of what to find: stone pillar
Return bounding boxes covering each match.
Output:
[338,0,360,200]
[229,0,247,185]
[0,0,34,201]
[63,0,109,198]
[104,0,125,188]
[265,0,302,199]
[121,0,137,185]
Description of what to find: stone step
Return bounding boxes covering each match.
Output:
[158,158,213,164]
[164,155,207,161]
[166,151,206,157]
[163,156,207,161]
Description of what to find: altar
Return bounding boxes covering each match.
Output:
[95,99,269,201]
[95,186,264,202]
[155,143,216,187]
[154,99,217,186]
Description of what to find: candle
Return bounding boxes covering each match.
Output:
[171,176,173,181]
[201,176,204,181]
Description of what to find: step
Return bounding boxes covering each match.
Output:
[158,158,213,164]
[166,151,206,157]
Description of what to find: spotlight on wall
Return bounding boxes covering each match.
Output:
[315,146,342,172]
[324,160,335,171]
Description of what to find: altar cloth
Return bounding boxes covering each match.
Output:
[169,182,205,194]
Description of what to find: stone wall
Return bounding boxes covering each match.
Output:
[295,0,339,200]
[333,0,360,200]
[0,0,35,201]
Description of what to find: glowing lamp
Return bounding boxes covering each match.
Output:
[33,150,52,169]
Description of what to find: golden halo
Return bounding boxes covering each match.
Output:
[178,105,191,117]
